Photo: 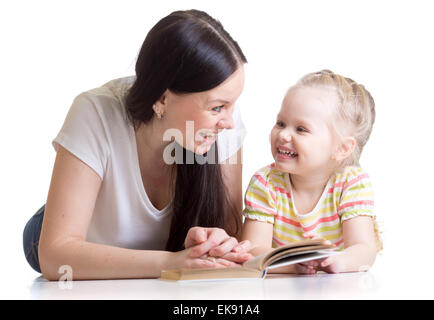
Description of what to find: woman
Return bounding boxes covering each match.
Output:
[23,9,251,280]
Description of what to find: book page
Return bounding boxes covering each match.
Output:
[266,250,342,270]
[242,252,268,270]
[243,240,334,270]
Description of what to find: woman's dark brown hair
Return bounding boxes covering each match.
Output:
[125,9,247,251]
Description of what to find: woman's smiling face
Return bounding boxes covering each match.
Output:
[158,66,245,155]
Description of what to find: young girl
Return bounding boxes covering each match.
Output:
[242,70,382,274]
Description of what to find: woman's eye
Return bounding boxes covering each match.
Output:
[212,105,224,112]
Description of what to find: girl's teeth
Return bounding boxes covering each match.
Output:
[278,149,297,156]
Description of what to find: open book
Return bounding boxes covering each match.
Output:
[160,239,341,281]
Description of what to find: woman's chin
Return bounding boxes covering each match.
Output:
[181,140,217,161]
[194,143,213,155]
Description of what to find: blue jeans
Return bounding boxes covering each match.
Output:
[23,204,45,273]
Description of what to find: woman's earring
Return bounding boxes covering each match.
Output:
[156,112,163,119]
[153,105,165,119]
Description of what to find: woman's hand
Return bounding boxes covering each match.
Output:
[184,227,253,264]
[168,247,241,270]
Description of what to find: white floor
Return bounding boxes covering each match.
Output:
[2,253,432,300]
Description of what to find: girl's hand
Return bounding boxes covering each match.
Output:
[293,260,320,274]
[184,227,253,263]
[291,232,333,274]
[316,254,347,274]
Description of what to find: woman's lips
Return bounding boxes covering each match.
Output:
[199,132,217,144]
[202,135,216,144]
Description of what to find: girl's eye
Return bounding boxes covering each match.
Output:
[212,105,224,112]
[296,126,308,133]
[276,121,285,128]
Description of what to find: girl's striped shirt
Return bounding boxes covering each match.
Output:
[243,165,375,250]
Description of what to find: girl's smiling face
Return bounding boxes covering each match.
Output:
[270,86,340,176]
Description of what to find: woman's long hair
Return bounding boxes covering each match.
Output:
[125,10,247,251]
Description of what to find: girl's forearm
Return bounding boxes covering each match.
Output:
[39,238,174,281]
[339,243,377,272]
[270,243,378,274]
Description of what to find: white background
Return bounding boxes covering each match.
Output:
[1,0,433,299]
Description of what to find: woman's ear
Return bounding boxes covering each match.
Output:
[153,90,168,118]
[332,137,356,162]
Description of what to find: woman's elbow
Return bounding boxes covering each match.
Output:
[38,240,65,281]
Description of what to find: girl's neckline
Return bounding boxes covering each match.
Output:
[284,173,332,218]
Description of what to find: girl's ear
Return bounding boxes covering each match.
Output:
[332,137,356,162]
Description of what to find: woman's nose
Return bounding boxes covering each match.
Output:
[217,116,234,130]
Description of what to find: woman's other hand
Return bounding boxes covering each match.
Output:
[169,247,240,270]
[184,227,253,263]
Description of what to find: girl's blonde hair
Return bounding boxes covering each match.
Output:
[294,69,376,168]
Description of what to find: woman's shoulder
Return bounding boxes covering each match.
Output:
[85,76,135,99]
[73,76,136,123]
[78,77,134,105]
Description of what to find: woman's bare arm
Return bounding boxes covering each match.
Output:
[38,146,225,281]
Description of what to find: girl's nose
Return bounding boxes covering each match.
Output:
[279,130,292,142]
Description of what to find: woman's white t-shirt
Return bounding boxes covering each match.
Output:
[52,77,246,250]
